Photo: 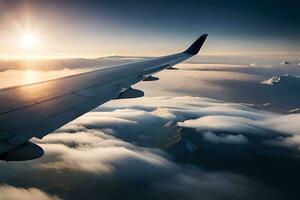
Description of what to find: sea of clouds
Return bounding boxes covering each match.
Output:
[0,96,299,199]
[1,55,300,200]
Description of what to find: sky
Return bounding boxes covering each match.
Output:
[0,0,299,59]
[1,1,300,200]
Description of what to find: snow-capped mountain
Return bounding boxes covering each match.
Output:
[261,74,300,86]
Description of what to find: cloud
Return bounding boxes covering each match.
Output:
[135,63,300,112]
[202,132,250,144]
[95,97,300,149]
[34,132,263,199]
[33,96,300,169]
[37,136,177,179]
[263,114,300,135]
[0,185,62,200]
[26,129,273,199]
[1,96,300,200]
[17,125,267,200]
[178,115,267,135]
[100,97,300,158]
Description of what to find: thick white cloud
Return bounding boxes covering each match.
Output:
[38,140,176,177]
[0,185,61,200]
[178,115,266,134]
[101,97,300,153]
[33,129,175,178]
[71,96,300,149]
[1,96,300,200]
[29,96,300,175]
[263,114,300,135]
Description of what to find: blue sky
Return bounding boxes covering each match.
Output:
[0,0,299,57]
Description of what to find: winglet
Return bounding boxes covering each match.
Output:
[183,34,208,55]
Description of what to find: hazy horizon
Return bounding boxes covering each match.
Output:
[0,0,299,59]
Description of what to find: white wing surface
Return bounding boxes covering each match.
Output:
[0,34,208,161]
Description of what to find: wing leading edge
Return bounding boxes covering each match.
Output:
[0,34,208,161]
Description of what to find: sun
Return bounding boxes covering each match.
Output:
[20,32,39,49]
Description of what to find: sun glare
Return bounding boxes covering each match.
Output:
[23,69,38,84]
[20,32,39,49]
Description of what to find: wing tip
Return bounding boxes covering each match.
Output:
[183,34,208,55]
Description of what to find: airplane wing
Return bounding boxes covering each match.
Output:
[0,34,208,161]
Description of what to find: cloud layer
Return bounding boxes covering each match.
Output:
[0,185,61,200]
[1,55,300,200]
[2,96,297,199]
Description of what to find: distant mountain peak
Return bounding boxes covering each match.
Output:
[281,61,291,65]
[261,74,299,86]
